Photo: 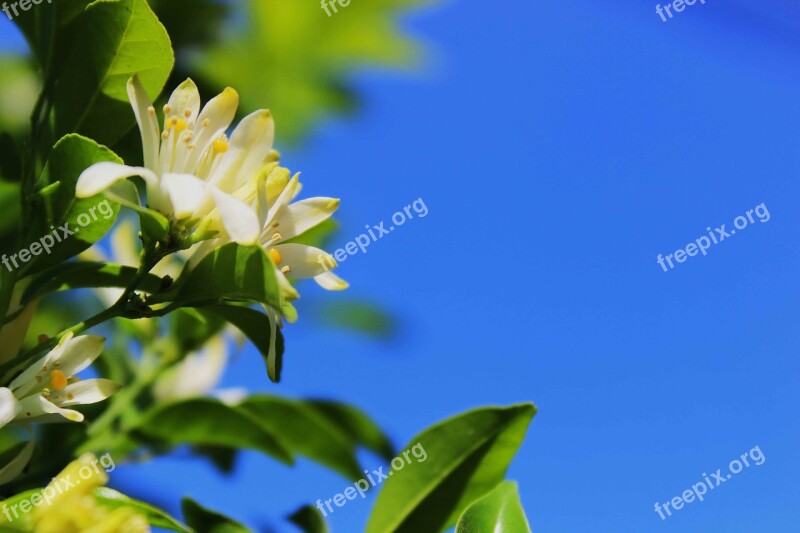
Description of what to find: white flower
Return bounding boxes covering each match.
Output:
[0,333,120,427]
[76,76,269,246]
[189,163,348,310]
[152,337,234,402]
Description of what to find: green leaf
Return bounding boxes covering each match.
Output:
[93,487,193,533]
[238,395,364,480]
[203,305,283,382]
[315,300,396,338]
[132,398,293,465]
[365,404,536,533]
[174,243,281,310]
[288,505,329,533]
[195,0,435,142]
[0,489,38,530]
[53,0,174,145]
[308,399,394,460]
[21,262,163,305]
[455,481,532,533]
[169,308,226,353]
[21,134,122,275]
[181,497,251,533]
[0,57,39,137]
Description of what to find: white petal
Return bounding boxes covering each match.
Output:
[184,87,239,172]
[77,162,150,197]
[153,337,228,402]
[273,197,339,240]
[54,379,121,406]
[0,387,21,428]
[0,436,34,485]
[210,188,260,245]
[165,78,201,126]
[314,271,349,291]
[209,110,275,192]
[272,243,333,279]
[264,174,301,231]
[127,76,160,171]
[52,334,106,378]
[161,173,214,220]
[16,395,84,423]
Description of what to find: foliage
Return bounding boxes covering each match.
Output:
[0,0,538,531]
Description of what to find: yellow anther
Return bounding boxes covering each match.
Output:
[184,108,192,118]
[281,266,291,274]
[268,248,282,265]
[175,118,188,133]
[271,232,282,242]
[213,136,229,154]
[161,131,169,140]
[147,106,156,116]
[202,118,210,127]
[50,370,67,391]
[163,104,171,114]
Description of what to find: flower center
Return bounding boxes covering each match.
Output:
[50,370,68,391]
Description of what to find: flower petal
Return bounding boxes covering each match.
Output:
[127,76,160,171]
[16,395,84,423]
[314,271,349,291]
[54,379,121,406]
[184,87,239,173]
[272,243,333,279]
[209,187,260,245]
[160,173,214,220]
[209,110,275,192]
[0,387,21,428]
[76,162,155,197]
[165,78,201,127]
[52,334,106,378]
[153,337,228,402]
[273,197,339,241]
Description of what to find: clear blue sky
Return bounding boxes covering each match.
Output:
[3,0,800,531]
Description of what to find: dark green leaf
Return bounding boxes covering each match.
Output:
[308,400,394,460]
[288,505,329,533]
[455,481,532,533]
[174,243,281,310]
[53,0,174,145]
[203,305,283,382]
[366,404,536,533]
[181,497,251,533]
[238,395,364,480]
[132,398,293,465]
[21,134,122,275]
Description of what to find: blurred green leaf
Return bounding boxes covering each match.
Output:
[181,497,252,533]
[315,300,396,338]
[94,487,193,533]
[454,481,532,533]
[288,504,329,533]
[0,57,38,137]
[239,395,366,480]
[195,0,435,141]
[309,399,395,460]
[366,404,536,533]
[53,0,174,146]
[132,398,293,465]
[169,308,227,353]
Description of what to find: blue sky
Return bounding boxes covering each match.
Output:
[3,0,800,531]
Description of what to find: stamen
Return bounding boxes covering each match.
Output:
[163,104,171,114]
[281,266,291,274]
[213,135,229,154]
[184,109,192,118]
[161,131,169,140]
[175,118,188,133]
[272,232,282,242]
[202,118,210,127]
[268,248,282,265]
[50,370,68,391]
[147,106,156,116]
